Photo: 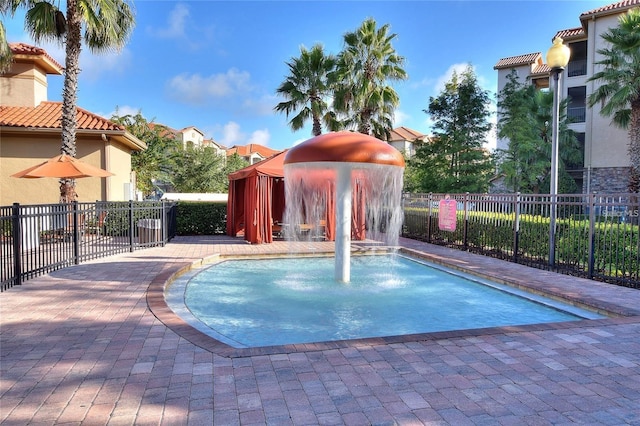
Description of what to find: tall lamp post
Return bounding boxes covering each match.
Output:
[546,37,571,266]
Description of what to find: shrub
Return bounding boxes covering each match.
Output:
[176,202,226,235]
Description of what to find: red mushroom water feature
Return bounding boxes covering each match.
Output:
[284,131,405,282]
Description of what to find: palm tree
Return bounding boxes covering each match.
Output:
[332,18,407,139]
[498,70,581,193]
[274,44,339,137]
[1,0,135,202]
[587,8,640,192]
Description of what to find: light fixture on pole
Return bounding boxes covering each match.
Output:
[546,37,571,266]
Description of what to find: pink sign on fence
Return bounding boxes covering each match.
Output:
[438,199,457,231]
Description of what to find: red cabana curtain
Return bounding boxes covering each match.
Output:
[226,179,246,237]
[244,174,274,244]
[226,180,236,236]
[272,178,285,224]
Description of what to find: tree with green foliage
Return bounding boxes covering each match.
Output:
[223,153,249,178]
[497,70,581,193]
[408,66,494,193]
[171,146,228,193]
[113,112,247,196]
[110,112,182,198]
[274,44,339,136]
[332,18,407,139]
[587,8,640,192]
[1,0,135,202]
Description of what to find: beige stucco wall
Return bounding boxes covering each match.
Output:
[496,12,630,170]
[0,132,134,205]
[583,14,630,170]
[0,62,48,107]
[105,141,134,201]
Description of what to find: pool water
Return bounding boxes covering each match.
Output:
[168,255,602,348]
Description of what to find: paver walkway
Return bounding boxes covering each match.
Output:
[1,235,639,425]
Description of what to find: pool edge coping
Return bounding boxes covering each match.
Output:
[146,246,640,359]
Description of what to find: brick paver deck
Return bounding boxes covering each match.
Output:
[1,236,639,425]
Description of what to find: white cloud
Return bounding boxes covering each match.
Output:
[10,34,130,82]
[409,76,436,90]
[220,122,244,146]
[147,3,190,39]
[166,68,252,105]
[394,109,410,127]
[81,48,133,81]
[107,105,142,118]
[434,63,473,94]
[248,129,270,146]
[215,122,271,147]
[243,94,279,116]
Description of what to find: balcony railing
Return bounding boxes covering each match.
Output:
[567,106,586,123]
[567,59,587,77]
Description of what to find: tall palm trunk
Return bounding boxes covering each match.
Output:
[59,0,81,203]
[312,117,322,136]
[628,100,640,193]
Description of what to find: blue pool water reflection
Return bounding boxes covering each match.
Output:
[168,255,602,348]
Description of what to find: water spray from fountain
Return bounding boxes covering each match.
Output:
[283,131,405,283]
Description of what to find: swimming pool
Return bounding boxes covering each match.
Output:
[167,255,603,348]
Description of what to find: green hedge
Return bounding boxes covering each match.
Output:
[176,202,227,235]
[403,207,639,278]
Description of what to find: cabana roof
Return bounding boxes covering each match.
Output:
[228,150,287,181]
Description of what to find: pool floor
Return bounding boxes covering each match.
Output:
[167,255,603,348]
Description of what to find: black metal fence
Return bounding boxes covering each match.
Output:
[402,193,639,288]
[3,194,639,292]
[1,201,177,291]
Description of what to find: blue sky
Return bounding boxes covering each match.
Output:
[4,0,614,151]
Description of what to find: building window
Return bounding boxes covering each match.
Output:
[566,132,585,170]
[567,86,586,123]
[566,132,585,192]
[567,41,587,77]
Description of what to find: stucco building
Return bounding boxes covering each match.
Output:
[386,126,428,158]
[0,43,145,205]
[226,144,281,165]
[494,0,639,193]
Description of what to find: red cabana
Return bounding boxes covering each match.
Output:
[226,151,287,244]
[226,151,367,244]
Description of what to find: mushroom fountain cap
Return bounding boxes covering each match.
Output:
[284,131,405,167]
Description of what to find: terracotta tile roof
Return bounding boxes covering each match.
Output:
[203,139,226,150]
[8,42,63,74]
[553,27,586,41]
[226,144,280,158]
[494,52,542,70]
[580,0,640,20]
[0,101,125,131]
[532,64,551,75]
[148,122,180,139]
[180,126,204,135]
[387,126,426,142]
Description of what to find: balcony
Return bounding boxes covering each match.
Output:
[567,59,587,77]
[567,106,586,123]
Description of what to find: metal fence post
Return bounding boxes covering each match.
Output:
[587,193,596,279]
[161,200,167,246]
[463,192,469,249]
[11,203,22,286]
[513,192,520,263]
[427,193,432,243]
[129,200,135,252]
[72,201,80,265]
